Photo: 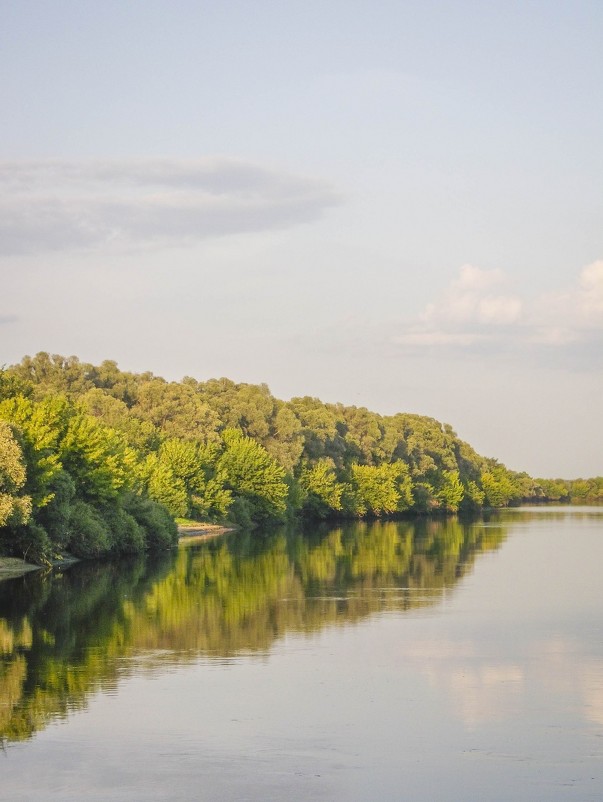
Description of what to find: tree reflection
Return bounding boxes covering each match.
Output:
[0,517,505,743]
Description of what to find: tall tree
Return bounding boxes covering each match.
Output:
[217,429,288,522]
[0,421,32,527]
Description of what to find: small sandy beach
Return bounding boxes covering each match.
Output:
[177,523,237,542]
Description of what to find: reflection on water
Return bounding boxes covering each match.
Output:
[3,509,603,801]
[0,517,504,743]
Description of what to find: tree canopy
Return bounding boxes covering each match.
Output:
[1,352,596,563]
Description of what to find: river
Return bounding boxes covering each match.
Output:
[1,508,602,800]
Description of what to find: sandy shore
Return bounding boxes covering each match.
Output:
[177,523,237,542]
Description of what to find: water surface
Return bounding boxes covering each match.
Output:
[1,509,602,800]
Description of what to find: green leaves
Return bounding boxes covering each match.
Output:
[300,458,345,517]
[0,395,68,507]
[480,465,522,507]
[0,394,176,563]
[0,421,32,527]
[60,411,137,502]
[144,439,232,520]
[217,429,288,522]
[436,470,465,512]
[3,349,573,561]
[350,461,413,516]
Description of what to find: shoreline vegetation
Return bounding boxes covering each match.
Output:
[1,352,602,566]
[0,521,236,578]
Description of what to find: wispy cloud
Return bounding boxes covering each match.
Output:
[531,260,603,345]
[394,261,603,361]
[0,159,342,255]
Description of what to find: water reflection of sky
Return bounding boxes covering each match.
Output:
[403,513,603,734]
[1,510,602,800]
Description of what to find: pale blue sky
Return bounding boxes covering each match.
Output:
[1,1,602,477]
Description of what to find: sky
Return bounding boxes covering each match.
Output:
[1,0,602,478]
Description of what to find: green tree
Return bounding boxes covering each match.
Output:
[351,461,413,516]
[217,429,288,522]
[131,379,220,442]
[145,454,189,518]
[481,465,521,507]
[0,395,68,507]
[80,388,159,451]
[7,353,94,398]
[263,404,304,472]
[288,397,347,467]
[0,421,32,527]
[0,392,177,562]
[460,479,485,511]
[299,458,344,517]
[59,410,137,503]
[437,470,465,512]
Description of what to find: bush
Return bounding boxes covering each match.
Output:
[0,521,52,565]
[67,500,110,558]
[36,470,76,548]
[226,496,254,529]
[103,505,146,554]
[124,494,178,550]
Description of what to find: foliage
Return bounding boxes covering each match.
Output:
[66,500,111,558]
[2,351,596,564]
[0,422,32,528]
[299,458,345,517]
[350,461,413,516]
[0,395,68,507]
[122,494,177,550]
[481,464,522,508]
[460,479,486,512]
[534,476,603,503]
[436,470,465,512]
[0,385,177,563]
[217,429,288,522]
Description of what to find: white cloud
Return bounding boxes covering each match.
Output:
[532,260,603,337]
[421,264,523,327]
[0,159,341,255]
[477,295,523,325]
[394,261,603,361]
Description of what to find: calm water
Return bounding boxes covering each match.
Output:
[1,508,602,800]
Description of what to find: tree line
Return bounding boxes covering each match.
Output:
[0,353,600,563]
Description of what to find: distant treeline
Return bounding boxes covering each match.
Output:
[533,476,603,504]
[0,353,600,563]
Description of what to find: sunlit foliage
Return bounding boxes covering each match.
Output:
[2,352,592,562]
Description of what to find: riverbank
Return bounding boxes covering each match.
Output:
[177,522,237,542]
[0,556,41,579]
[0,554,81,580]
[0,524,234,579]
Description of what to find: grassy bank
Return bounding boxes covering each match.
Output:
[0,556,40,579]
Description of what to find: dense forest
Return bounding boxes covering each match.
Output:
[1,353,601,564]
